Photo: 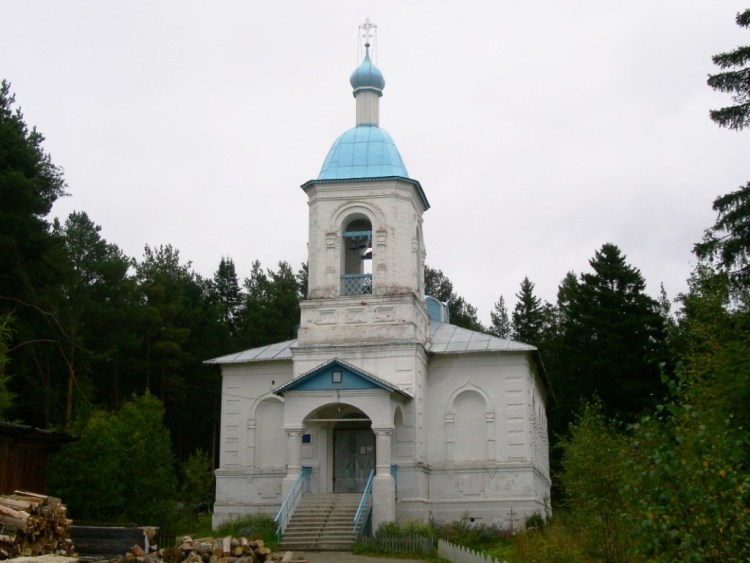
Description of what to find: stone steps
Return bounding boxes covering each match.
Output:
[279,493,362,551]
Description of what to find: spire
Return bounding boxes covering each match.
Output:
[350,19,384,126]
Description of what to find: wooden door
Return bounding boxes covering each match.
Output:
[334,429,374,492]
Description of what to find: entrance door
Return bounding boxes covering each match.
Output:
[334,428,375,492]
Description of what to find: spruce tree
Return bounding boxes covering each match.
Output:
[511,277,544,345]
[697,10,750,288]
[553,244,665,429]
[707,9,750,130]
[211,256,242,339]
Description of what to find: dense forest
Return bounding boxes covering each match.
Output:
[1,9,748,557]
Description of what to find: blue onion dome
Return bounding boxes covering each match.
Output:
[349,44,385,96]
[318,125,409,180]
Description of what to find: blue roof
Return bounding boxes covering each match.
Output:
[349,47,385,95]
[318,125,409,180]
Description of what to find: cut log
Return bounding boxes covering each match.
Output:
[0,504,30,532]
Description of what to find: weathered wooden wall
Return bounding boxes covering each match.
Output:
[0,422,73,495]
[0,436,49,494]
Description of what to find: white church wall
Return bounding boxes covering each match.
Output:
[425,353,534,466]
[419,352,550,526]
[213,361,294,527]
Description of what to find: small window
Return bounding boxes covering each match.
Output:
[332,370,342,384]
[302,434,312,444]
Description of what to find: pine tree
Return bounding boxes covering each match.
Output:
[0,314,13,419]
[237,261,303,348]
[0,80,67,303]
[52,211,134,425]
[489,295,511,338]
[0,80,68,427]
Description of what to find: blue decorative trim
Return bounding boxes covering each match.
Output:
[273,358,412,397]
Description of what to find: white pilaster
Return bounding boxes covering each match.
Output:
[372,428,395,529]
[281,429,303,499]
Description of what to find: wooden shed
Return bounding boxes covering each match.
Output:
[0,421,74,495]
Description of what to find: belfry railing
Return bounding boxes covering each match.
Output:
[353,469,374,540]
[341,274,372,295]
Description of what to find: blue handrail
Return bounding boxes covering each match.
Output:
[353,469,375,539]
[274,468,311,539]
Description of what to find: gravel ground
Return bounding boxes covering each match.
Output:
[294,552,429,563]
[7,558,77,563]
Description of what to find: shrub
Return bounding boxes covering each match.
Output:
[558,400,631,562]
[375,519,432,538]
[622,378,750,562]
[179,448,214,516]
[355,520,434,557]
[49,392,179,527]
[432,519,512,552]
[510,515,589,563]
[524,512,546,531]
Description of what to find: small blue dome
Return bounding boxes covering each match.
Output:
[318,125,409,180]
[349,47,385,95]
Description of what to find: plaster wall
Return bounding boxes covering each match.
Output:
[297,293,430,348]
[410,352,551,525]
[214,361,294,527]
[304,179,426,301]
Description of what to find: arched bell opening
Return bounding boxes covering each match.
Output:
[341,216,373,295]
[305,403,374,493]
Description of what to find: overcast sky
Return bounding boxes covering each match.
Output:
[3,1,749,325]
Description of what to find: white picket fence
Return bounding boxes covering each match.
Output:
[437,538,504,563]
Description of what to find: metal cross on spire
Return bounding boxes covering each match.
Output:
[357,18,377,63]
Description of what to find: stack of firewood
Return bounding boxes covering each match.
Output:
[123,536,305,563]
[0,491,74,559]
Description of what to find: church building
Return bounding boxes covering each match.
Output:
[208,26,552,534]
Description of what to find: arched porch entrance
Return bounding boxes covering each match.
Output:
[304,403,374,493]
[275,358,404,528]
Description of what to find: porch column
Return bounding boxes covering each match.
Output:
[281,428,303,500]
[372,427,395,529]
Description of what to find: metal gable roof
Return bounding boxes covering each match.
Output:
[204,322,536,366]
[428,321,536,354]
[203,339,295,365]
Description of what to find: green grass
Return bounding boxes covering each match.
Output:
[173,513,213,540]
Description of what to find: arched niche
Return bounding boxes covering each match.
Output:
[253,396,286,470]
[444,382,496,467]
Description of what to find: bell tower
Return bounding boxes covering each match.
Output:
[296,21,430,350]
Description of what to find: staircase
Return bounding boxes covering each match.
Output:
[278,493,362,551]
